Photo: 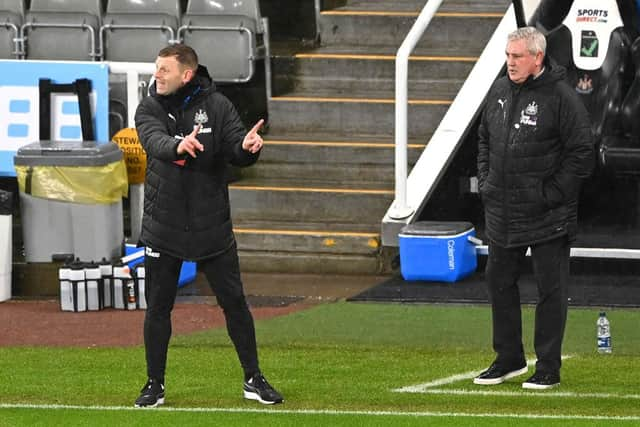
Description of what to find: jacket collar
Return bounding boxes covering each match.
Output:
[509,56,565,90]
[151,65,215,110]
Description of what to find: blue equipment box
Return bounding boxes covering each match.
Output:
[124,244,196,287]
[399,221,478,282]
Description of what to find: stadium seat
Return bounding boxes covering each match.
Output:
[178,0,268,82]
[100,0,180,62]
[22,0,101,61]
[0,0,23,58]
[545,0,640,175]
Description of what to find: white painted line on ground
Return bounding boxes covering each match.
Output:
[394,357,536,393]
[394,368,484,391]
[1,403,639,422]
[422,389,640,399]
[394,355,572,393]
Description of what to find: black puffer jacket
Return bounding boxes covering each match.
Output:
[135,65,258,260]
[477,60,594,248]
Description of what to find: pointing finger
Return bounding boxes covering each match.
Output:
[190,124,202,137]
[247,119,264,136]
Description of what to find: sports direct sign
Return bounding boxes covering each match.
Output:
[563,0,623,70]
[576,9,610,23]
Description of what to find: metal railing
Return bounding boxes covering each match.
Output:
[389,0,445,220]
[382,3,518,246]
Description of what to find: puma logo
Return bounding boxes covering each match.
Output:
[498,98,506,109]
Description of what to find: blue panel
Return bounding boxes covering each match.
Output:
[8,124,28,137]
[9,100,30,113]
[0,60,109,141]
[0,151,15,177]
[0,60,110,176]
[60,126,82,139]
[62,101,80,115]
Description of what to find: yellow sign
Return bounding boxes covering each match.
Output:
[112,128,147,185]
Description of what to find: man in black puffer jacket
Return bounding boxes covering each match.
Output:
[133,44,283,407]
[473,27,594,390]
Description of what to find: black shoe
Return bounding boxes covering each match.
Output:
[522,371,560,390]
[134,378,165,407]
[473,362,528,385]
[243,373,284,405]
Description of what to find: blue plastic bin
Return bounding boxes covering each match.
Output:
[124,244,196,287]
[399,221,478,282]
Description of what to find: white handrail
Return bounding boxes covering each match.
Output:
[390,0,445,220]
[382,5,519,246]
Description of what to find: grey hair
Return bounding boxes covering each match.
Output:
[508,26,546,56]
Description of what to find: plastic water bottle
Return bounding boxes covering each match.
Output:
[597,312,612,354]
[84,261,102,311]
[135,264,147,310]
[99,258,113,308]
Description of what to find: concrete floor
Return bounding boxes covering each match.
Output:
[179,272,388,303]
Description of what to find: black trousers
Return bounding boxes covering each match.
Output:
[486,236,569,375]
[143,243,259,381]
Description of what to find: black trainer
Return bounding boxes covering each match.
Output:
[134,378,165,407]
[522,371,560,390]
[473,362,528,385]
[243,373,284,405]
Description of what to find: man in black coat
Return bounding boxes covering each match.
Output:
[133,44,283,407]
[474,27,594,389]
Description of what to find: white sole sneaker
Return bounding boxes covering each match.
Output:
[243,390,278,405]
[522,381,559,390]
[474,366,528,385]
[134,396,165,408]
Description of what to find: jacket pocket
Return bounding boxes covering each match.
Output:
[541,178,564,209]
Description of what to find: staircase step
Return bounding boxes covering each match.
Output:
[267,92,450,138]
[276,76,462,99]
[242,137,423,184]
[238,251,380,274]
[234,224,379,255]
[318,10,503,49]
[260,137,425,164]
[273,49,474,96]
[229,180,393,224]
[236,219,379,233]
[242,161,393,185]
[271,40,485,58]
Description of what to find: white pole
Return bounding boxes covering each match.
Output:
[390,0,445,220]
[105,62,155,243]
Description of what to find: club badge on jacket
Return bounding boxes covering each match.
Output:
[194,109,212,134]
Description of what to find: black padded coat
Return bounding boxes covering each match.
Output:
[477,61,594,248]
[135,65,258,260]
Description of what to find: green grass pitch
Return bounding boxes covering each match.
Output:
[1,302,639,426]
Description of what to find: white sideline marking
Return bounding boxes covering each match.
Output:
[391,356,536,393]
[394,357,540,393]
[391,355,640,401]
[422,389,640,399]
[1,403,640,422]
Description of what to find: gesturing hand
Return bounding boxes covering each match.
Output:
[242,119,264,154]
[177,124,204,158]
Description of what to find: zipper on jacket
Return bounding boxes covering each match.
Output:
[177,107,192,251]
[502,85,522,242]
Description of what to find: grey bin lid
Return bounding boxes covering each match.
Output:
[14,140,123,167]
[400,221,474,236]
